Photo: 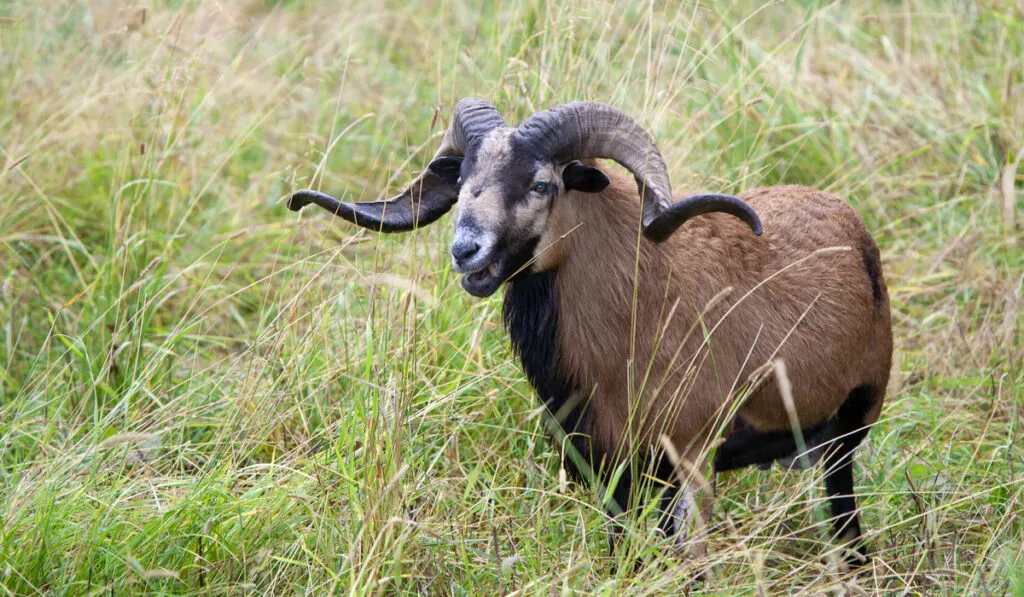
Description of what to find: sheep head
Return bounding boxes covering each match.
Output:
[289,99,763,297]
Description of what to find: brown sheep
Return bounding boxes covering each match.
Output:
[288,98,893,569]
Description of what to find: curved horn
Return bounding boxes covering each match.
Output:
[643,193,762,242]
[512,102,761,241]
[289,98,505,232]
[288,174,457,232]
[433,97,508,158]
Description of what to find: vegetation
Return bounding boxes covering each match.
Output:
[1,0,1021,594]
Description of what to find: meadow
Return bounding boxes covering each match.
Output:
[1,0,1022,594]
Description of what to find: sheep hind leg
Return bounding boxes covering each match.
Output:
[776,421,836,470]
[822,384,878,569]
[712,416,833,472]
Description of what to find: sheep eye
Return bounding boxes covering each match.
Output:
[532,182,550,193]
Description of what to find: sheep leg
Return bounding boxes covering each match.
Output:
[656,486,678,538]
[659,487,703,540]
[822,385,877,568]
[654,458,711,561]
[775,421,835,470]
[605,467,634,556]
[713,416,832,472]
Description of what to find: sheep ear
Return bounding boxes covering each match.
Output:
[562,162,610,193]
[288,157,463,232]
[426,156,463,185]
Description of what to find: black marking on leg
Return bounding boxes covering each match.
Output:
[605,466,635,555]
[823,385,877,567]
[713,416,834,472]
[656,484,679,539]
[651,445,683,538]
[777,421,836,469]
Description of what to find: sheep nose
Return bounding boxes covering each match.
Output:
[451,238,481,266]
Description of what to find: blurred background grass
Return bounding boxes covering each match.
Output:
[0,0,1022,594]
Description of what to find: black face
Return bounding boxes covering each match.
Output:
[448,134,609,298]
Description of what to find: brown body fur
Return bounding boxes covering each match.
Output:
[535,162,893,543]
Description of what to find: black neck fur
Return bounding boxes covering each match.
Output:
[502,272,573,401]
[503,272,598,478]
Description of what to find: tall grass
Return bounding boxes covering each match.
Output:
[1,0,1021,594]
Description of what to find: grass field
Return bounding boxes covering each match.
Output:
[1,0,1023,594]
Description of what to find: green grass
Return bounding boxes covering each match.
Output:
[1,0,1022,594]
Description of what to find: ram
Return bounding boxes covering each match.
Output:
[288,99,893,567]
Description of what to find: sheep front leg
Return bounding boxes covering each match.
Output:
[665,482,711,559]
[657,454,713,560]
[605,466,634,556]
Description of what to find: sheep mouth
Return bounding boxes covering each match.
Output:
[461,261,504,297]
